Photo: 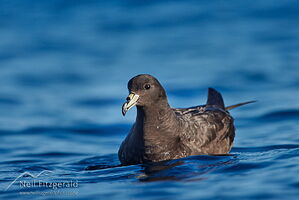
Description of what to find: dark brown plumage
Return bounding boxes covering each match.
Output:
[118,74,243,165]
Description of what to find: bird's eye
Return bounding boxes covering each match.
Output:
[144,84,151,90]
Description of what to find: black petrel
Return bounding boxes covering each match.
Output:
[119,74,254,165]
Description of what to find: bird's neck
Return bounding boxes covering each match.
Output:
[134,100,180,162]
[135,100,179,137]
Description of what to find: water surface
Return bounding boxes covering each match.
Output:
[0,0,299,199]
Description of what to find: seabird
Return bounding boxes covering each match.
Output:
[119,74,254,165]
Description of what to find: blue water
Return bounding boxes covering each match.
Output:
[0,0,299,199]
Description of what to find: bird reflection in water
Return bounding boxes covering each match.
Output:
[83,155,237,183]
[137,155,237,182]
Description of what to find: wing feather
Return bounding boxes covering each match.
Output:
[173,106,235,154]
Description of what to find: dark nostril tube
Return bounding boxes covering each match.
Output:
[126,97,130,101]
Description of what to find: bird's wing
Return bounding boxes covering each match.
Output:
[173,106,235,154]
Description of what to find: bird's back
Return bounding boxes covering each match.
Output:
[173,105,235,155]
[173,88,235,155]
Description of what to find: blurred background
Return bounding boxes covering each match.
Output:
[0,0,299,199]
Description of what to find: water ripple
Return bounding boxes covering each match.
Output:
[257,109,299,121]
[0,124,130,135]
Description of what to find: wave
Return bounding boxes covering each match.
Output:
[253,109,299,122]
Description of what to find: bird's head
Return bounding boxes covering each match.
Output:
[122,74,167,116]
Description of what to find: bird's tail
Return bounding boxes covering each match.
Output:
[206,88,256,110]
[206,88,225,110]
[225,100,256,110]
